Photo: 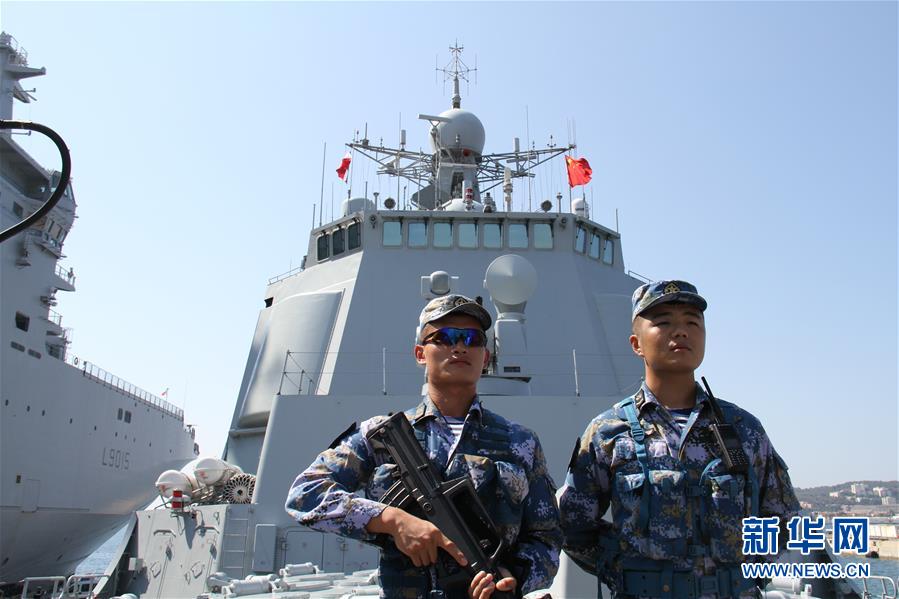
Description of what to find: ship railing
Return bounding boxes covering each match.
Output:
[24,229,63,255]
[278,348,641,397]
[268,264,305,285]
[627,269,652,283]
[47,307,63,326]
[55,263,76,286]
[862,576,897,599]
[65,356,184,420]
[0,32,29,65]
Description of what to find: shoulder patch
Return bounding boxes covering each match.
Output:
[328,422,358,449]
[568,437,581,471]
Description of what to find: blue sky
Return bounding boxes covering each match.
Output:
[4,2,896,487]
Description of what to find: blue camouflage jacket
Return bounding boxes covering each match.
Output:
[286,396,562,597]
[560,383,800,597]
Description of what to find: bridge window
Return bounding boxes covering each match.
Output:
[483,223,502,249]
[433,222,452,248]
[347,223,361,250]
[332,228,345,256]
[458,223,477,248]
[382,220,402,247]
[574,226,587,253]
[317,233,330,260]
[589,232,601,259]
[124,410,132,423]
[533,223,553,249]
[15,312,29,332]
[117,408,123,420]
[408,221,427,247]
[508,223,528,249]
[602,238,615,265]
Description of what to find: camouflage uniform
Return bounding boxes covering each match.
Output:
[560,383,800,598]
[286,395,562,598]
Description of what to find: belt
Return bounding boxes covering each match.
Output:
[621,566,753,598]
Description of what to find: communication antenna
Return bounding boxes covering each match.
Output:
[437,41,477,108]
[525,106,532,212]
[319,141,326,227]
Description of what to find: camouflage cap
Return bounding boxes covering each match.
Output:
[631,280,707,320]
[418,294,492,340]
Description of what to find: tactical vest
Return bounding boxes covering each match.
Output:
[597,393,761,599]
[376,408,527,598]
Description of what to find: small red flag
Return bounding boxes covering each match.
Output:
[336,152,352,182]
[566,155,593,187]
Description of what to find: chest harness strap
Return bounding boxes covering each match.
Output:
[612,395,761,598]
[620,397,652,532]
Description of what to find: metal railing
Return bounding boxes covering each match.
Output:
[0,32,29,66]
[46,307,63,326]
[626,269,652,283]
[268,265,304,285]
[25,229,63,254]
[863,576,898,599]
[62,355,184,420]
[276,348,639,397]
[55,263,76,286]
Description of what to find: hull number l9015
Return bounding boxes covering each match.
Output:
[102,447,130,470]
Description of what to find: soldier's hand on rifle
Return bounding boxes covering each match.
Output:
[367,506,468,568]
[469,567,517,599]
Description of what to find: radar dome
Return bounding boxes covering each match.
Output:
[430,109,485,154]
[484,254,538,306]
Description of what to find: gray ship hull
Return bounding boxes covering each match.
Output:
[0,346,197,583]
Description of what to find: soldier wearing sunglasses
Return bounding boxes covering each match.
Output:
[286,294,561,599]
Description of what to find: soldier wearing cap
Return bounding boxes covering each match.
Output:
[286,294,561,599]
[560,280,799,598]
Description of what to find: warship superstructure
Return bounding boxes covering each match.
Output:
[58,46,858,599]
[0,32,198,586]
[75,45,638,599]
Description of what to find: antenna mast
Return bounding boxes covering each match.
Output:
[437,41,476,108]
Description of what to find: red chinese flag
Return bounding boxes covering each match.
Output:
[336,152,352,182]
[566,155,593,187]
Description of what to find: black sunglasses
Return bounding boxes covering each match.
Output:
[421,327,488,348]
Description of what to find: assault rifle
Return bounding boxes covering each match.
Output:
[366,412,515,598]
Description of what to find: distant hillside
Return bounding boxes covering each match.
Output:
[795,480,898,512]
